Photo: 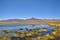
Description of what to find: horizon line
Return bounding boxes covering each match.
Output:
[0,18,60,20]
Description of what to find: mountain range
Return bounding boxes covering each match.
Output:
[0,17,60,24]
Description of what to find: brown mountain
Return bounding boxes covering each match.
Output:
[0,18,60,24]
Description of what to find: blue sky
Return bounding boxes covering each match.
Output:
[0,0,60,20]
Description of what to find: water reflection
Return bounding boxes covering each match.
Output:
[0,24,57,40]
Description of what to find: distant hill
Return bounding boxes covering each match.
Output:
[0,18,60,24]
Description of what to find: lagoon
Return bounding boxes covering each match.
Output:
[0,24,57,37]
